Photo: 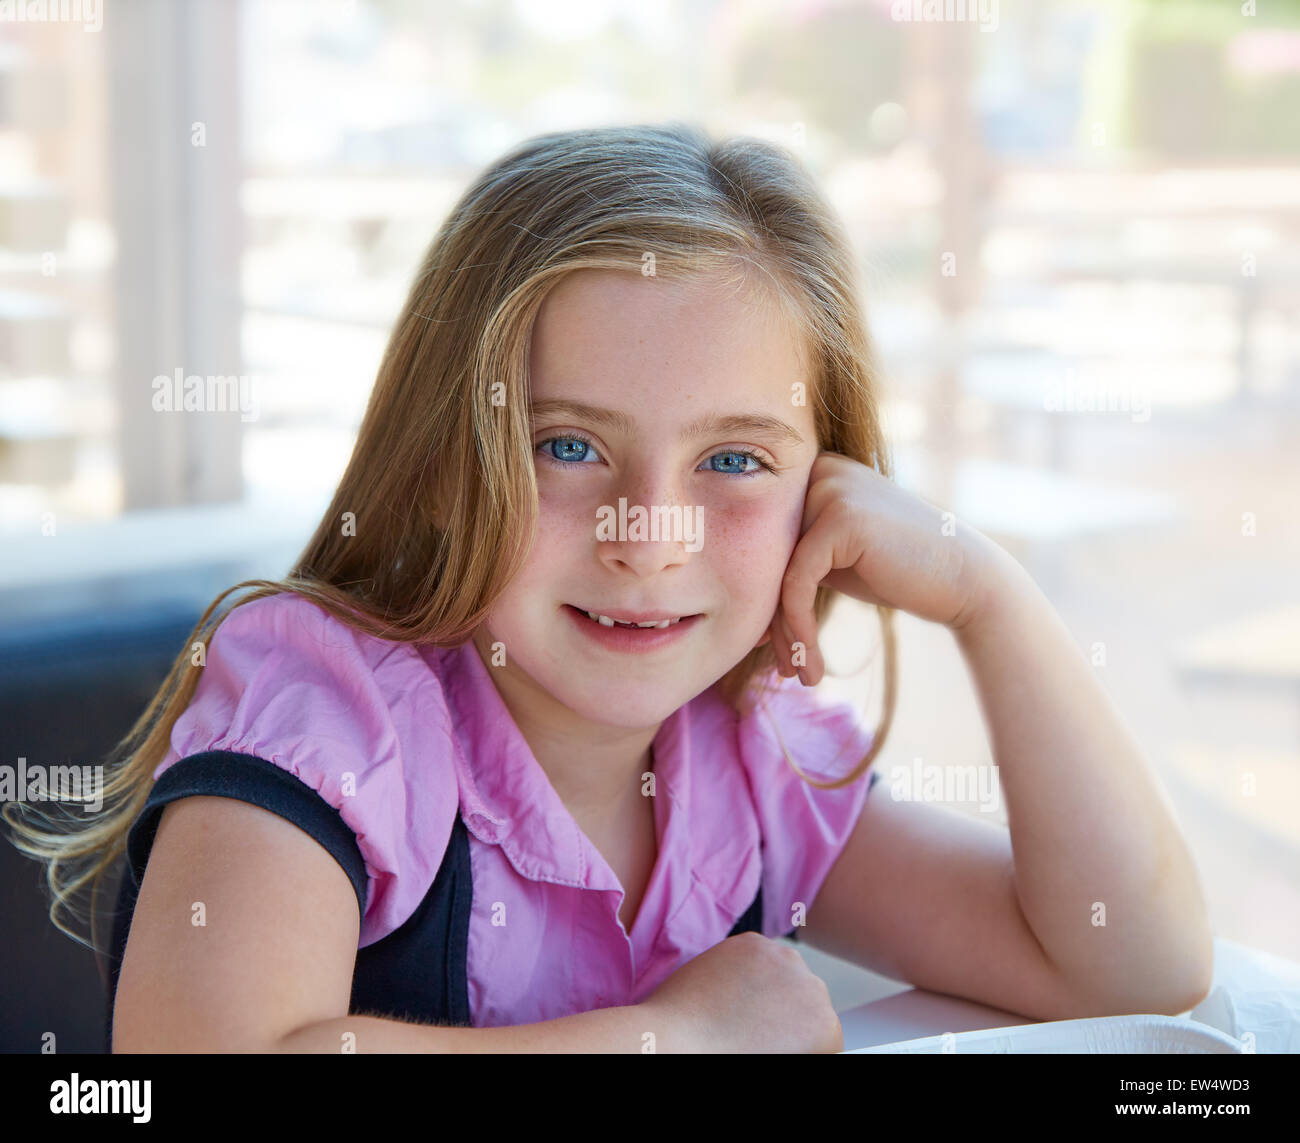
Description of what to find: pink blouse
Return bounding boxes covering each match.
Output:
[151,591,878,1028]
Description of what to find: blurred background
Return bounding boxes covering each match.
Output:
[1,0,1298,1049]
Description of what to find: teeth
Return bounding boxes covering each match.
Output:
[584,610,682,629]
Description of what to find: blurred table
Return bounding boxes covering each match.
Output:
[1175,603,1300,732]
[1176,603,1300,688]
[837,936,1300,1052]
[839,985,1033,1050]
[890,443,1178,599]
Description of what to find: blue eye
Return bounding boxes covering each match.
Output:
[539,436,601,463]
[535,434,774,476]
[707,450,764,475]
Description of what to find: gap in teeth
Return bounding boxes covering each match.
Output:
[584,610,679,629]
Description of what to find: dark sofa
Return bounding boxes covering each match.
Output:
[0,571,224,1052]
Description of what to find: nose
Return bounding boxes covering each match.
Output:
[594,474,696,577]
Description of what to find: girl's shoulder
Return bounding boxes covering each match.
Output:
[199,588,446,697]
[206,589,418,672]
[149,589,459,943]
[175,590,447,765]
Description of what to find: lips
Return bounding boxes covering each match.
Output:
[569,604,700,628]
[563,604,704,650]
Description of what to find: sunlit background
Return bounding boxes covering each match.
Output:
[1,0,1298,1040]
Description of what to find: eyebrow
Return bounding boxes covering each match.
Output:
[529,398,805,447]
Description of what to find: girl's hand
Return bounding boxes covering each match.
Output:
[639,931,844,1053]
[764,450,1001,686]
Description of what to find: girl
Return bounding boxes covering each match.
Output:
[4,122,1213,1054]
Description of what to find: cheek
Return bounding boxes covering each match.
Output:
[503,489,593,600]
[703,491,803,597]
[533,485,598,555]
[535,468,594,515]
[481,484,587,619]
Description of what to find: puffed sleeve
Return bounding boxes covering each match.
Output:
[123,591,434,944]
[734,675,881,941]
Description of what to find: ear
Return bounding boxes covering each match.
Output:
[755,629,771,649]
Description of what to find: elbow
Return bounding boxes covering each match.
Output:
[1171,935,1217,1015]
[112,1010,275,1054]
[1145,929,1217,1017]
[1137,939,1218,1018]
[1139,857,1217,1015]
[1148,974,1214,1019]
[1163,913,1217,1015]
[1072,930,1217,1019]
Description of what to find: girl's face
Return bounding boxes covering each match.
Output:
[474,267,820,730]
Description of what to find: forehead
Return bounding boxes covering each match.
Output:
[528,267,812,420]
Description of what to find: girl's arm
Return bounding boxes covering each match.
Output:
[270,1006,673,1054]
[770,452,1214,1016]
[113,787,700,1054]
[949,537,1214,1013]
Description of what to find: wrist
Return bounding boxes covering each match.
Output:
[948,531,1030,639]
[635,999,707,1054]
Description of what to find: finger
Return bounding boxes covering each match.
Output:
[780,521,836,685]
[777,607,800,678]
[770,608,793,677]
[770,598,807,684]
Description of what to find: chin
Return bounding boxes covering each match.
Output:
[545,675,703,729]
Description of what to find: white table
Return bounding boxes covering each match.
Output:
[837,937,1300,1052]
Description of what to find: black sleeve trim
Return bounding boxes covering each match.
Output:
[727,885,763,939]
[125,750,369,920]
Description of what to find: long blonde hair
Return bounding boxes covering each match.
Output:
[2,121,897,962]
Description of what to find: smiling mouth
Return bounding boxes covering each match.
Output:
[565,604,701,629]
